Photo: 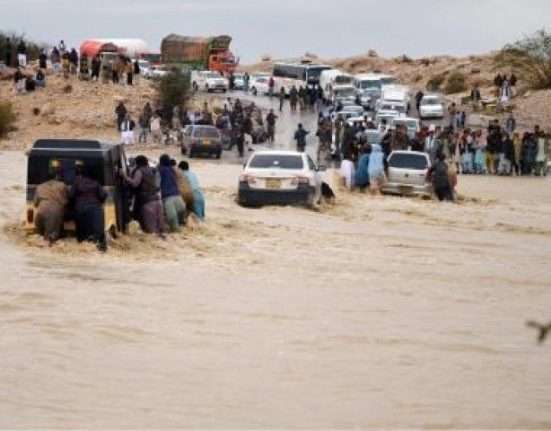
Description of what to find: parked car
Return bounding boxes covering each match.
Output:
[381,151,432,197]
[391,117,420,139]
[331,104,364,121]
[320,69,354,100]
[331,84,357,106]
[182,125,223,158]
[191,70,229,92]
[233,72,245,90]
[138,59,151,76]
[144,64,169,80]
[249,75,271,96]
[354,73,397,109]
[238,151,324,207]
[419,94,445,119]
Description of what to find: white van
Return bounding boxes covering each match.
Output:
[319,69,354,101]
[376,84,411,114]
[354,73,397,108]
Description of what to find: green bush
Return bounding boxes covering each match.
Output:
[426,74,446,91]
[0,102,16,138]
[495,29,551,90]
[156,69,191,113]
[0,32,44,66]
[444,71,467,94]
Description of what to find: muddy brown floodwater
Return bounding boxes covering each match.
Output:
[1,117,551,427]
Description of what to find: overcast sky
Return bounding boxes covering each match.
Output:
[1,0,549,62]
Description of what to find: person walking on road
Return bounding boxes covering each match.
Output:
[415,90,424,113]
[289,86,298,113]
[266,109,278,144]
[278,87,286,112]
[294,123,309,152]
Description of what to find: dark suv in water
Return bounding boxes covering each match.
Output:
[182,125,223,159]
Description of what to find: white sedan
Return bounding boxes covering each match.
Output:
[419,94,445,119]
[238,151,324,208]
[144,65,169,80]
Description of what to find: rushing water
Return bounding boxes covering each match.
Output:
[1,101,551,427]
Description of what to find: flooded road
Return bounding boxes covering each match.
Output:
[1,97,551,428]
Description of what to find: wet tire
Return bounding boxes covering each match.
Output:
[252,87,257,96]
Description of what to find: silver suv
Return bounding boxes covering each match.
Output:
[382,151,432,197]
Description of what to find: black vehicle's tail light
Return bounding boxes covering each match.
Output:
[26,208,34,224]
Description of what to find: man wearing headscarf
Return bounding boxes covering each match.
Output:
[69,162,108,251]
[33,162,68,245]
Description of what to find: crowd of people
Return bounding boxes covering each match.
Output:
[304,107,549,200]
[32,155,205,251]
[115,97,279,154]
[9,39,142,95]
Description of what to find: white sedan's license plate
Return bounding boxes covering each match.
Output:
[266,179,281,189]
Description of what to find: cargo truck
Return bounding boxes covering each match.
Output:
[160,34,238,75]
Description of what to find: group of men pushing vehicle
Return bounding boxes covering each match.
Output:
[32,156,205,251]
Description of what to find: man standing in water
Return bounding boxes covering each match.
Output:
[33,163,69,245]
[429,152,454,201]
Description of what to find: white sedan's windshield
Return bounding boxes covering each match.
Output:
[422,98,441,106]
[360,80,381,89]
[394,121,418,129]
[335,88,356,97]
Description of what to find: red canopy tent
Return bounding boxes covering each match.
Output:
[80,40,119,58]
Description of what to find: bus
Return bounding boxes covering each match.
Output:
[273,62,331,86]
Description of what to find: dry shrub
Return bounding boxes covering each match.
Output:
[495,29,551,90]
[427,74,446,91]
[0,101,16,137]
[444,71,467,94]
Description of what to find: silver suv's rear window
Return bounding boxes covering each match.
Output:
[389,153,428,170]
[249,155,304,169]
[193,127,220,139]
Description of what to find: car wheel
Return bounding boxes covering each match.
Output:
[192,82,198,91]
[216,151,222,159]
[252,87,257,96]
[189,151,194,158]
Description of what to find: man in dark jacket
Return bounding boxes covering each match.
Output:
[429,152,453,201]
[158,154,186,232]
[70,162,108,251]
[294,123,309,152]
[121,155,163,235]
[415,90,424,113]
[266,109,277,143]
[16,39,27,67]
[115,102,127,131]
[39,50,47,69]
[5,37,12,67]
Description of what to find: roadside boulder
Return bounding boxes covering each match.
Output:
[40,102,55,116]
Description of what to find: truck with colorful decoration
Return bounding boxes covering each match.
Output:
[160,34,238,75]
